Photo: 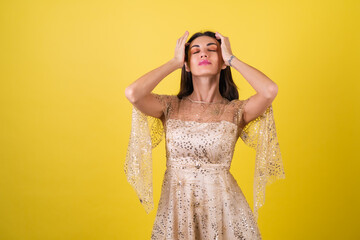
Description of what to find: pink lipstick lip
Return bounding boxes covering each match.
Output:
[199,60,211,65]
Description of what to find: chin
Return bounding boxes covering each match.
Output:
[192,70,220,77]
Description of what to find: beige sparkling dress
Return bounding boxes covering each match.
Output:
[125,94,285,240]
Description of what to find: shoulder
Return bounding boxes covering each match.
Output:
[152,94,180,119]
[228,98,250,110]
[152,93,178,105]
[226,98,251,128]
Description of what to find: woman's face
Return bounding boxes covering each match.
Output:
[185,36,227,76]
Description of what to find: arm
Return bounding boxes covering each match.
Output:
[125,31,189,119]
[228,56,278,125]
[125,59,179,118]
[215,32,278,125]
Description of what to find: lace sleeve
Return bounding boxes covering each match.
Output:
[239,102,286,222]
[124,94,172,214]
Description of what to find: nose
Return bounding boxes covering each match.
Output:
[201,53,207,58]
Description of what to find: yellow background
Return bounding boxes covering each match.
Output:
[1,0,359,239]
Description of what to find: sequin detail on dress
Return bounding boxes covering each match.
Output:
[125,94,285,239]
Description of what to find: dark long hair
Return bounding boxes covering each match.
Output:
[177,31,239,101]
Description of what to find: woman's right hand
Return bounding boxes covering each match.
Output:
[172,31,189,69]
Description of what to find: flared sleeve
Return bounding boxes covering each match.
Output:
[124,94,172,214]
[239,99,286,222]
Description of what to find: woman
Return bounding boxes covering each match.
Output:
[124,30,285,239]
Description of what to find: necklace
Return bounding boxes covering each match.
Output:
[187,96,225,104]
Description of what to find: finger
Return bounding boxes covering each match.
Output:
[215,32,222,39]
[181,31,189,42]
[216,32,227,41]
[177,31,187,43]
[180,37,189,48]
[181,31,188,40]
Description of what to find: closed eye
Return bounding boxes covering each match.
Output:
[193,50,217,54]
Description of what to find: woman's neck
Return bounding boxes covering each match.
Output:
[189,75,223,102]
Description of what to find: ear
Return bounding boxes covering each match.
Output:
[185,62,191,72]
[221,61,227,70]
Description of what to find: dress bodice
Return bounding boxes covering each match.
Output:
[160,95,247,170]
[165,119,238,169]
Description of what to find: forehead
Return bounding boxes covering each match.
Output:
[190,36,219,48]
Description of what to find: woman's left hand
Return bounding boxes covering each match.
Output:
[215,32,234,66]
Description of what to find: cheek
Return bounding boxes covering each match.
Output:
[189,56,197,65]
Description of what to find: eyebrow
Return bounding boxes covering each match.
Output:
[190,43,217,49]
